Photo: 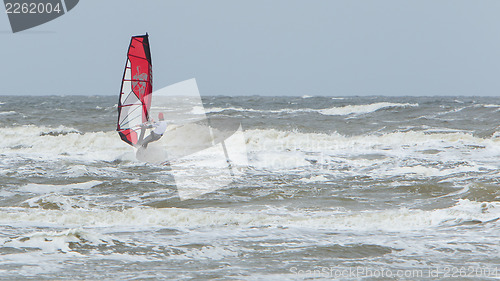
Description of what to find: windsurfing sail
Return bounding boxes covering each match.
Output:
[117,34,153,146]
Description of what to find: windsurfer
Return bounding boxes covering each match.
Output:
[138,112,167,148]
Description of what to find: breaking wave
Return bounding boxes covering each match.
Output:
[204,102,419,116]
[319,102,418,116]
[0,199,497,235]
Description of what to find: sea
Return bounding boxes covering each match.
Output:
[1,95,500,280]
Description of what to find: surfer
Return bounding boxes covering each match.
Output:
[138,112,167,148]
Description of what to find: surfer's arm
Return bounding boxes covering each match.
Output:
[140,121,154,129]
[147,118,157,128]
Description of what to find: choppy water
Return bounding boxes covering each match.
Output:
[1,95,500,280]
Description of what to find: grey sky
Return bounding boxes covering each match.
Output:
[1,1,499,96]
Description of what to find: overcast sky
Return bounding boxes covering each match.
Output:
[1,1,500,96]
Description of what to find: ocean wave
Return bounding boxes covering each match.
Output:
[0,111,16,116]
[204,102,416,116]
[1,228,118,253]
[204,106,312,114]
[0,225,237,263]
[478,104,500,112]
[244,128,500,174]
[0,125,131,162]
[319,102,418,116]
[299,175,329,183]
[477,104,500,108]
[19,181,102,195]
[190,106,207,115]
[1,124,499,172]
[0,200,497,233]
[244,128,495,152]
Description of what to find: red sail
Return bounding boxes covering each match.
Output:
[117,34,153,146]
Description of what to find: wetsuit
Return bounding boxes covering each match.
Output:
[138,120,167,148]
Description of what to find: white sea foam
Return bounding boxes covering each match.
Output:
[0,253,67,276]
[205,102,417,116]
[180,245,238,260]
[190,105,207,115]
[479,104,500,108]
[19,181,102,194]
[319,102,418,116]
[1,228,117,253]
[300,175,328,183]
[0,200,496,233]
[245,128,497,154]
[205,106,312,114]
[0,125,131,162]
[244,128,500,176]
[22,193,93,210]
[0,111,16,115]
[2,124,500,180]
